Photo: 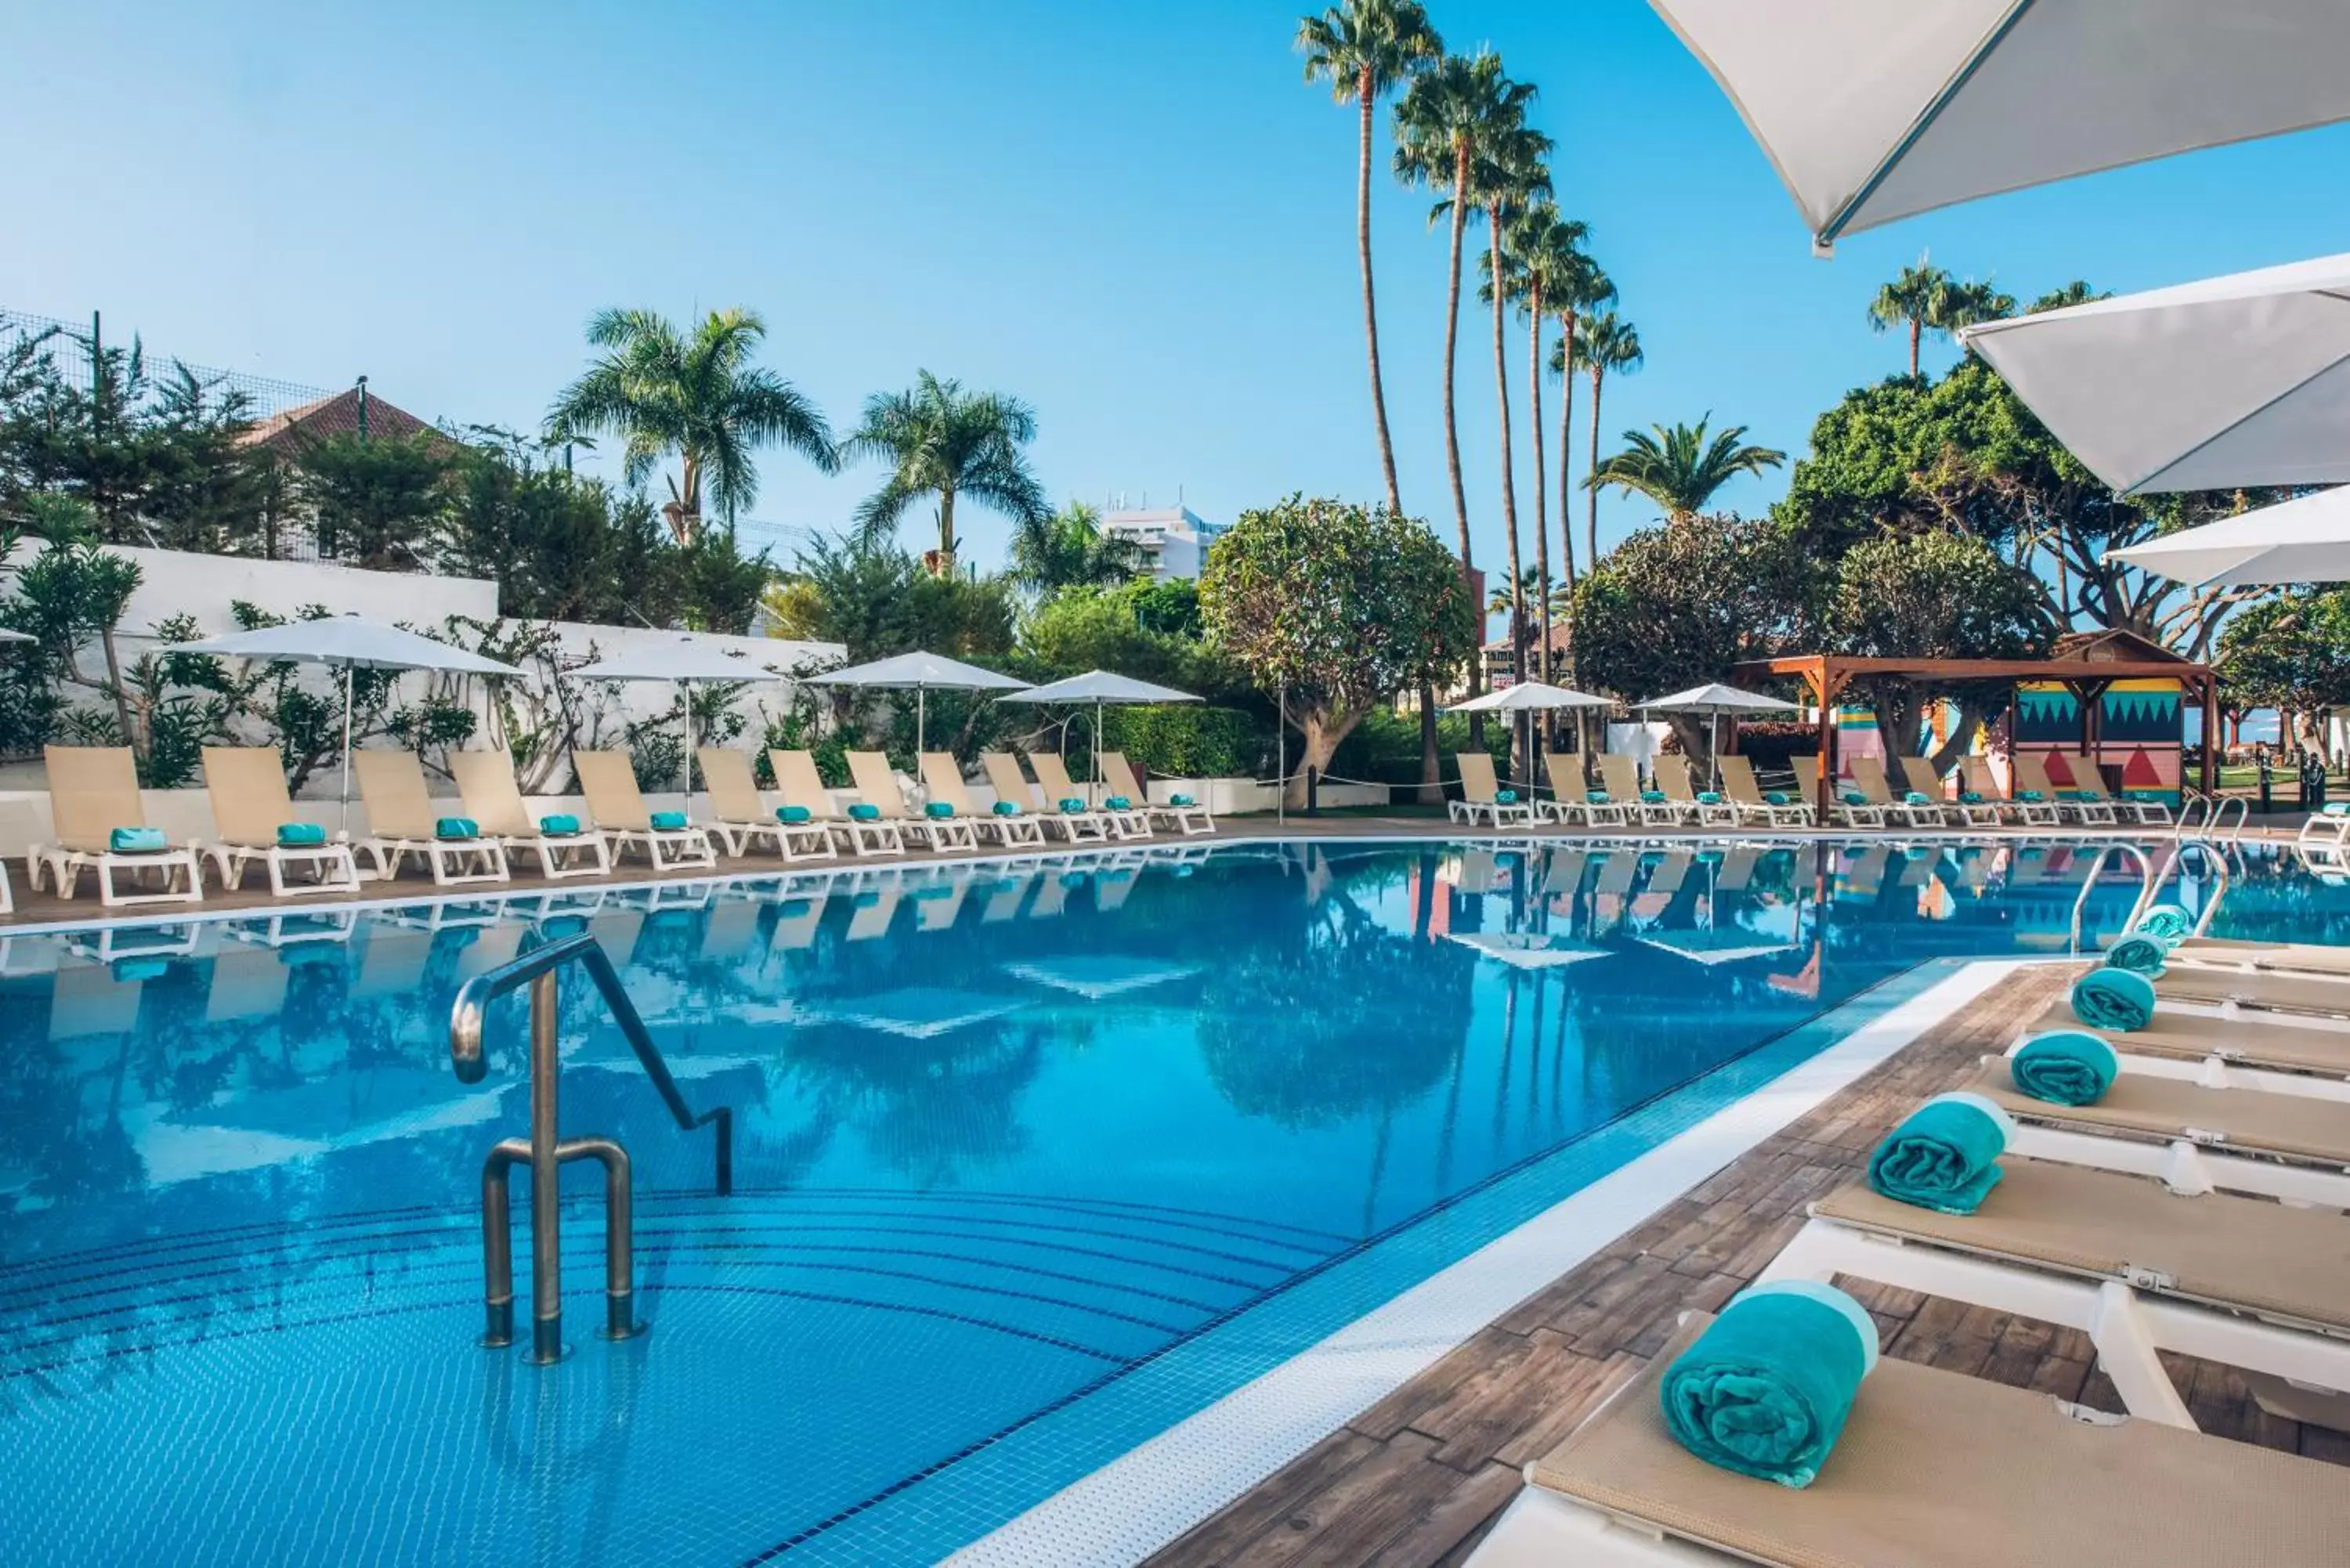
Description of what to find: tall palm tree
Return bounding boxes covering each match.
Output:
[1867,258,1954,377]
[1468,120,1550,716]
[1297,0,1441,516]
[1395,49,1524,682]
[1586,417,1785,523]
[1504,204,1593,685]
[546,306,836,546]
[1571,312,1642,565]
[2029,280,2106,314]
[838,370,1049,576]
[1934,277,2017,345]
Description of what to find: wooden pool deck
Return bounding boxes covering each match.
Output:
[1142,963,2350,1568]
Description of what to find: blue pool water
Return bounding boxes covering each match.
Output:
[0,836,2337,1564]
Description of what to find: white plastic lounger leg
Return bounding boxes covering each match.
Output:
[1464,1487,1709,1567]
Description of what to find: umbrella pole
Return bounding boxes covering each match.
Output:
[682,681,695,813]
[1094,699,1104,806]
[918,685,927,756]
[338,663,354,834]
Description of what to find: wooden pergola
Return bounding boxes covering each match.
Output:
[1731,651,2219,818]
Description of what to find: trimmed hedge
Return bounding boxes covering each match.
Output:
[1100,704,1267,780]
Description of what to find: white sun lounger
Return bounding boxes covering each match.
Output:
[1848,756,1936,830]
[572,750,717,871]
[696,746,831,862]
[1654,755,1735,827]
[29,745,204,907]
[2164,934,2350,978]
[1451,750,1532,828]
[2018,999,2350,1104]
[1466,1312,2350,1568]
[1964,754,2055,829]
[2015,752,2117,826]
[1025,750,1117,842]
[352,750,509,886]
[448,750,613,881]
[976,753,1053,846]
[1892,753,1963,827]
[1596,754,1676,828]
[1759,1158,2350,1432]
[1100,750,1211,836]
[931,751,1043,847]
[1716,753,1809,826]
[2151,963,2350,1020]
[847,749,978,851]
[1539,753,1628,827]
[193,746,361,898]
[770,748,900,856]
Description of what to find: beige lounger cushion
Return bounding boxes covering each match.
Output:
[1530,1315,2349,1568]
[697,747,767,823]
[920,753,981,815]
[573,750,653,830]
[2023,998,2350,1076]
[448,751,544,838]
[1812,1159,2350,1333]
[844,751,912,818]
[769,750,844,819]
[45,745,153,853]
[1970,1059,2350,1166]
[2174,938,2350,977]
[201,746,306,847]
[2154,966,2350,1017]
[354,750,443,840]
[980,752,1036,812]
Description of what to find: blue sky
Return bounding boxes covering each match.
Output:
[9,1,2350,587]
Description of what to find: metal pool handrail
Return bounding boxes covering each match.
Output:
[2072,841,2156,954]
[449,931,735,1364]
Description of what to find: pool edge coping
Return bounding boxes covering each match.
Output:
[942,956,2024,1568]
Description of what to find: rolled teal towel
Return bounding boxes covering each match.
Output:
[1169,793,1196,807]
[992,800,1021,817]
[649,810,687,831]
[777,804,812,824]
[1641,789,1666,804]
[436,815,479,840]
[1960,790,1984,804]
[2134,904,2194,942]
[924,800,954,819]
[1105,795,1132,810]
[276,822,326,847]
[1588,790,1610,804]
[2015,789,2044,802]
[1658,1281,1875,1489]
[2061,789,2095,802]
[1765,790,1792,806]
[1058,797,1086,814]
[2011,1031,2119,1106]
[1904,790,1930,805]
[2072,966,2155,1032]
[109,826,166,853]
[1867,1092,2012,1214]
[1495,789,1518,804]
[848,802,880,821]
[1840,789,1867,807]
[538,813,580,836]
[1697,790,1723,806]
[2327,802,2350,818]
[2104,934,2170,977]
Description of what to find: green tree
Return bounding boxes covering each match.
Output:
[2217,593,2350,730]
[1587,417,1785,524]
[1504,202,1599,660]
[766,531,1015,662]
[1567,310,1642,565]
[1867,258,1954,378]
[840,370,1048,576]
[1199,496,1476,803]
[1006,500,1146,593]
[545,306,836,545]
[295,431,450,571]
[1296,0,1442,515]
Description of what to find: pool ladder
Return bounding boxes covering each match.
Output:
[449,931,734,1365]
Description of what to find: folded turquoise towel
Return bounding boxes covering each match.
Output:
[1765,790,1791,806]
[2011,1030,2119,1106]
[1658,1281,1875,1489]
[1105,795,1132,810]
[1495,789,1517,804]
[2072,966,2155,1032]
[1058,797,1086,813]
[848,803,880,821]
[2104,934,2170,977]
[1697,790,1723,805]
[1840,789,1867,807]
[992,800,1021,816]
[924,801,954,819]
[2134,904,2194,941]
[109,826,166,853]
[1170,793,1195,807]
[276,822,326,847]
[2016,789,2044,802]
[1904,790,1930,805]
[1588,790,1610,804]
[2061,789,2096,802]
[649,810,687,831]
[1960,790,1984,804]
[1866,1092,2011,1214]
[777,804,812,824]
[2328,802,2350,818]
[538,814,580,836]
[435,815,479,840]
[1641,789,1666,804]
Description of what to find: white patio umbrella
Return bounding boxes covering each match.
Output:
[802,650,1030,753]
[1651,1,2350,253]
[1636,683,1800,789]
[1961,252,2350,494]
[165,616,524,829]
[569,637,799,808]
[2110,485,2350,587]
[0,628,32,643]
[1441,680,1611,714]
[997,670,1201,804]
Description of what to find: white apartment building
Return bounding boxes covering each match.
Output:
[1099,506,1227,581]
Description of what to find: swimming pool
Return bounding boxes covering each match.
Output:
[0,836,2332,1564]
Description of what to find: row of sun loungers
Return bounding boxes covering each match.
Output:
[18,742,1213,908]
[1467,925,2350,1565]
[1453,746,2178,836]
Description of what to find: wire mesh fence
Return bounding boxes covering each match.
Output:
[1,306,332,420]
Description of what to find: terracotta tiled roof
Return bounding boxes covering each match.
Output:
[235,388,450,454]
